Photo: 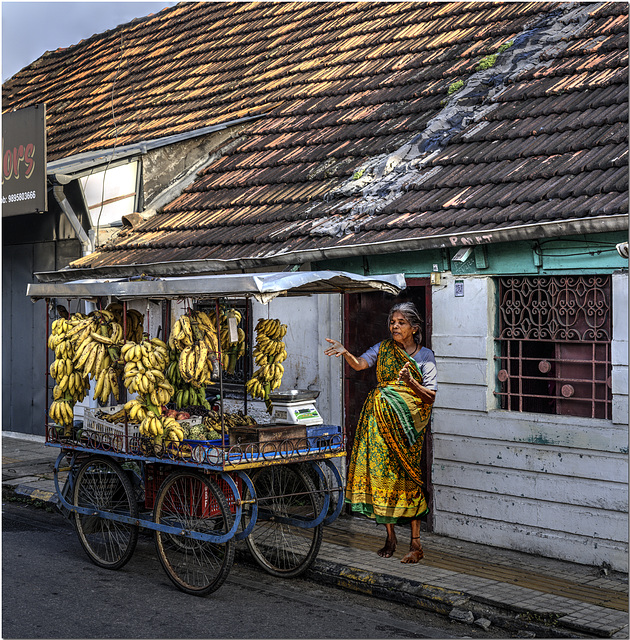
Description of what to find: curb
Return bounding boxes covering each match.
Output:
[307,559,595,639]
[3,482,59,507]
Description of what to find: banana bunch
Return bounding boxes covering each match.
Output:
[207,307,246,374]
[93,367,121,404]
[124,398,148,423]
[104,303,144,343]
[48,316,90,430]
[168,311,220,406]
[163,417,185,444]
[246,318,288,412]
[49,399,74,427]
[174,386,208,409]
[178,341,214,386]
[138,411,164,438]
[168,312,219,355]
[203,410,256,432]
[166,350,205,408]
[51,363,89,403]
[122,338,174,406]
[96,407,126,423]
[67,311,125,390]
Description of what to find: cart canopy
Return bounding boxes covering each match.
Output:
[27,270,406,303]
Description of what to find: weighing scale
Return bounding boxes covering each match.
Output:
[269,389,323,426]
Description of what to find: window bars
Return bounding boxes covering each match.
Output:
[495,275,612,420]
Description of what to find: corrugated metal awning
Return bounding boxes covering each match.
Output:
[26,270,407,303]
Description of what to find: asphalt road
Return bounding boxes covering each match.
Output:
[3,500,509,639]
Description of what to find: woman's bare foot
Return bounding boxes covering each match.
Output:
[377,536,397,558]
[401,539,424,563]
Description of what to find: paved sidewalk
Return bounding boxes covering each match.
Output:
[3,431,628,638]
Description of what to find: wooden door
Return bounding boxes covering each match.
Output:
[343,278,434,528]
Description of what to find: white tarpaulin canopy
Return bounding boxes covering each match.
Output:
[27,270,407,303]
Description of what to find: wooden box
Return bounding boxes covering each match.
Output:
[229,423,307,453]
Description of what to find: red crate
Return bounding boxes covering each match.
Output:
[144,464,241,517]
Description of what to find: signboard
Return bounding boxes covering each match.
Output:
[2,104,47,216]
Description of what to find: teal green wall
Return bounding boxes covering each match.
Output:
[315,232,628,277]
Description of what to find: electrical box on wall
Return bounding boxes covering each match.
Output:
[430,272,441,285]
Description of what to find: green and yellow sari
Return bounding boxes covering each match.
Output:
[345,339,433,523]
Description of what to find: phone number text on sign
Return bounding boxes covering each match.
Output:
[2,190,37,204]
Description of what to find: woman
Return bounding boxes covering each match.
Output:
[325,302,437,563]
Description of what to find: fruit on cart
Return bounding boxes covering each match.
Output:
[167,311,220,409]
[178,342,214,386]
[202,410,256,432]
[49,399,74,426]
[124,399,148,423]
[104,303,144,343]
[93,366,121,404]
[173,385,208,409]
[163,417,185,444]
[96,407,127,423]
[122,339,172,398]
[139,411,164,437]
[206,307,246,375]
[121,337,175,445]
[246,318,288,412]
[48,315,94,432]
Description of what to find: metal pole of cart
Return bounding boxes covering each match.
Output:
[243,296,249,417]
[215,299,225,455]
[45,299,51,439]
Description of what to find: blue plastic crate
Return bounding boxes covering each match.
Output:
[305,424,342,449]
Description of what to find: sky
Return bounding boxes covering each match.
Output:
[2,1,178,82]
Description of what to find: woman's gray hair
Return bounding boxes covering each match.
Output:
[388,302,423,345]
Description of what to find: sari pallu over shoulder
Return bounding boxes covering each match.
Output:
[373,339,433,486]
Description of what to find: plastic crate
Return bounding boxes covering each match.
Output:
[306,424,342,449]
[83,406,140,453]
[144,463,241,516]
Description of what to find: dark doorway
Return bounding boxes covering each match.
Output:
[343,278,434,528]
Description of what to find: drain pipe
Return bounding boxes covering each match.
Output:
[52,179,93,256]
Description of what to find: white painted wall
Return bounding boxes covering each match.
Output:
[430,272,628,572]
[251,294,343,427]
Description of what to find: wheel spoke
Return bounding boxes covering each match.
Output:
[245,465,322,577]
[154,471,234,596]
[73,457,138,570]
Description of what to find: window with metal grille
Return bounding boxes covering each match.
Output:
[495,275,612,419]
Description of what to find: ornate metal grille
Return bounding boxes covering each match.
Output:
[495,275,612,419]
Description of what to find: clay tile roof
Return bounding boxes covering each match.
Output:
[3,1,627,274]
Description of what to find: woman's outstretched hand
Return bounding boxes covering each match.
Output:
[324,338,347,357]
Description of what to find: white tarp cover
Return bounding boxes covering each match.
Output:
[27,270,406,303]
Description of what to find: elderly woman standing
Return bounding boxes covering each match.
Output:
[325,302,437,563]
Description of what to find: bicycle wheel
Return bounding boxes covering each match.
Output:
[153,470,235,596]
[72,455,138,570]
[244,464,323,577]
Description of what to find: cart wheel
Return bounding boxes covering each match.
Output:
[244,464,323,578]
[72,455,139,570]
[153,470,235,596]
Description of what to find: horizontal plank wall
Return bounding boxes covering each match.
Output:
[430,273,628,572]
[612,271,628,426]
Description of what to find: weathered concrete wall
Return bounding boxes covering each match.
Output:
[142,124,250,212]
[251,294,343,428]
[430,273,628,571]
